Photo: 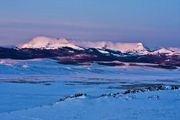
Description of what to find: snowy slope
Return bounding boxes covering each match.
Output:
[0,59,180,120]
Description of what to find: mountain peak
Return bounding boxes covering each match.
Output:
[107,42,147,53]
[152,48,180,55]
[18,36,180,56]
[18,36,82,50]
[77,41,148,53]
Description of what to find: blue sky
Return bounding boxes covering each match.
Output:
[0,0,179,48]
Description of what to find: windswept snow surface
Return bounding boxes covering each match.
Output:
[0,59,180,120]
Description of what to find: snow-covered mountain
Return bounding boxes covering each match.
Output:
[0,36,180,69]
[151,48,180,56]
[19,36,82,50]
[75,41,148,54]
[17,36,180,56]
[19,36,149,54]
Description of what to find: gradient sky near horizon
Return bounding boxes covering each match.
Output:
[0,0,179,48]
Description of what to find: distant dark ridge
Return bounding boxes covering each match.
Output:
[0,47,81,59]
[0,47,179,69]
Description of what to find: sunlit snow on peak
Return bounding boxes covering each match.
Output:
[18,36,82,50]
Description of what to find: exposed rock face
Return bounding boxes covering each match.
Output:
[56,84,180,102]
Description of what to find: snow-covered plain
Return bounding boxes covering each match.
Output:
[0,59,180,120]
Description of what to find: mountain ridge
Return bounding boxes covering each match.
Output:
[0,36,180,69]
[18,36,180,55]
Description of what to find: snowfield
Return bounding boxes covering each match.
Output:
[0,59,180,120]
